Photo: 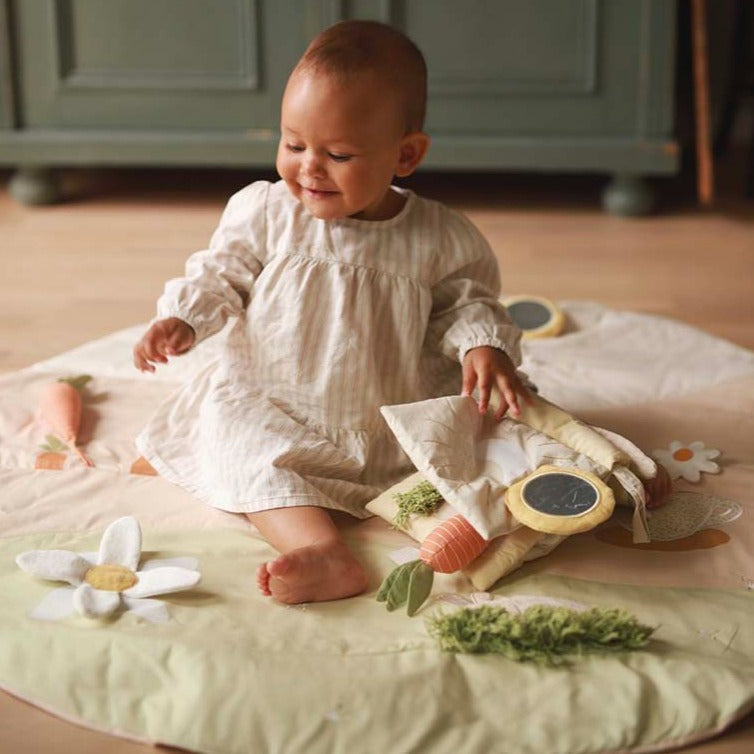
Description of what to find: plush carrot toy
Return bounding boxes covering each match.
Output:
[38,375,94,468]
[377,513,488,616]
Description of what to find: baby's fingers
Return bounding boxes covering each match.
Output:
[475,368,493,414]
[145,338,169,364]
[493,393,510,421]
[493,375,531,421]
[133,347,149,372]
[492,379,518,420]
[135,333,169,371]
[461,360,478,399]
[133,343,156,373]
[503,383,522,419]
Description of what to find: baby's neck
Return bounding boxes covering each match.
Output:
[350,187,406,221]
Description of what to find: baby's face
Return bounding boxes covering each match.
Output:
[276,70,409,221]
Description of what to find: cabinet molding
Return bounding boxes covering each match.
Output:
[52,0,261,92]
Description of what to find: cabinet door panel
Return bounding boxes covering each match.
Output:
[395,0,673,138]
[12,0,304,130]
[412,0,597,97]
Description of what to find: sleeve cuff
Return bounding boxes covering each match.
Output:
[153,307,205,346]
[460,337,510,360]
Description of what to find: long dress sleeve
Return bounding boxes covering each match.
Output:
[156,181,269,345]
[426,210,523,367]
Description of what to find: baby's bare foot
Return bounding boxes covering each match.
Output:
[259,541,367,604]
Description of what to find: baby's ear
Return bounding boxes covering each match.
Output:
[395,132,431,177]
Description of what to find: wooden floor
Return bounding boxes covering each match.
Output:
[1,165,752,375]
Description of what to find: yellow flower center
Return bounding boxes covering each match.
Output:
[84,564,138,592]
[672,448,694,462]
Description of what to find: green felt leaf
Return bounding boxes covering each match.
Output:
[59,374,93,392]
[376,566,401,603]
[386,561,421,612]
[39,434,68,452]
[406,562,434,617]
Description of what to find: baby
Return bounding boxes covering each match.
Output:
[133,21,669,605]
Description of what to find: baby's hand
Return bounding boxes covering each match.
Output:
[461,346,533,421]
[645,463,672,509]
[133,317,196,373]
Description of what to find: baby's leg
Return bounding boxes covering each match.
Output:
[249,506,367,604]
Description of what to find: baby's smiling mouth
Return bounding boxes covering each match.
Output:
[301,185,337,198]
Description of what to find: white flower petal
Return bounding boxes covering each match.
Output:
[72,583,122,618]
[680,467,701,483]
[141,556,199,572]
[121,597,171,624]
[16,550,89,586]
[28,586,77,621]
[668,441,683,452]
[702,449,721,460]
[696,460,720,474]
[124,566,200,599]
[689,441,705,451]
[98,516,141,570]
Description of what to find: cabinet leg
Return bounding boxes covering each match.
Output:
[8,168,62,205]
[601,174,654,217]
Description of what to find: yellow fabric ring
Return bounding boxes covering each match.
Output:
[505,465,615,534]
[502,295,565,339]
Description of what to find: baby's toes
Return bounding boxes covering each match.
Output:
[256,563,272,596]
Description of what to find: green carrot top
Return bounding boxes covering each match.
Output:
[57,375,93,392]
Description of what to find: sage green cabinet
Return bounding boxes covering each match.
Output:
[0,0,678,213]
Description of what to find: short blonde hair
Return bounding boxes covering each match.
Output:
[296,20,428,132]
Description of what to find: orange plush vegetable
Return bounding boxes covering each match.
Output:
[419,514,488,573]
[39,375,94,468]
[377,513,488,616]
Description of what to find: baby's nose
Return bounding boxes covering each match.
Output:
[302,151,326,178]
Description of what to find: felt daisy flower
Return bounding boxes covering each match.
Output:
[16,516,200,623]
[652,441,721,483]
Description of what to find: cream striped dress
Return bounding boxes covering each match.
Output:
[136,180,522,517]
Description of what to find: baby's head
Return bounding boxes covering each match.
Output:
[276,21,430,221]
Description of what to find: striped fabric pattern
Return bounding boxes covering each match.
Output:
[419,515,488,573]
[136,180,522,516]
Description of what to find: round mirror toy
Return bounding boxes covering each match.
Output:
[505,465,615,534]
[502,295,565,339]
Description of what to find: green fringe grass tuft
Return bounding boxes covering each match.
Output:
[393,480,444,529]
[427,604,655,665]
